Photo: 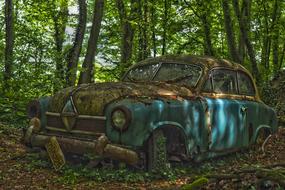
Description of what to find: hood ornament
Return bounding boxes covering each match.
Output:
[61,97,77,132]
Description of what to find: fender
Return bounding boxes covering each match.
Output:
[27,96,51,129]
[253,124,272,143]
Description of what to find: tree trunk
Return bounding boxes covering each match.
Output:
[53,0,68,88]
[138,0,150,61]
[150,0,157,57]
[260,1,271,69]
[4,0,14,90]
[271,0,280,74]
[222,0,241,63]
[272,36,279,73]
[66,0,87,87]
[199,0,214,56]
[232,0,259,80]
[162,0,168,55]
[116,0,138,68]
[279,41,285,70]
[137,0,143,61]
[143,0,150,59]
[78,0,104,84]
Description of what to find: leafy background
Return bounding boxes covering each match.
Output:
[0,0,284,127]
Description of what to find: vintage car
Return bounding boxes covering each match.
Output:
[24,55,278,171]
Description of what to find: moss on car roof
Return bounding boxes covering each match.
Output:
[133,55,248,72]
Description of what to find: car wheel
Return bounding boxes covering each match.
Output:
[146,130,168,171]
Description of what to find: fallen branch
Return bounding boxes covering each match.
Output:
[256,169,285,187]
[261,134,272,155]
[206,164,285,186]
[205,174,241,180]
[265,163,285,169]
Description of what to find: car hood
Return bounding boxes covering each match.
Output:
[48,82,193,116]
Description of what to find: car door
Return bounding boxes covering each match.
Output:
[202,69,244,151]
[237,71,260,146]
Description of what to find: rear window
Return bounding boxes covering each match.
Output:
[238,72,255,96]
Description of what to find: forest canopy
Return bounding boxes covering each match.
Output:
[0,0,284,126]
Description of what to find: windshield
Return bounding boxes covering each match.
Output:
[124,63,203,88]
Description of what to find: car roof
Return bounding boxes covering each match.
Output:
[126,55,261,101]
[132,55,249,73]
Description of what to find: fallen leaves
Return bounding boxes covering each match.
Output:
[0,125,285,189]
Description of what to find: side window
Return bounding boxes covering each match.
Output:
[202,78,212,92]
[125,63,159,81]
[212,69,237,94]
[238,72,255,96]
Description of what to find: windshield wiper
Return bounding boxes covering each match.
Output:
[166,74,193,83]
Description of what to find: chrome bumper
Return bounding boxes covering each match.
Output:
[24,126,139,165]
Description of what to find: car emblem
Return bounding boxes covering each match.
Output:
[61,99,77,132]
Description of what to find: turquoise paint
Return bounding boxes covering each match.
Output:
[105,96,277,159]
[105,98,207,154]
[38,97,51,129]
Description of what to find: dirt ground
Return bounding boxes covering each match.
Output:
[0,125,284,190]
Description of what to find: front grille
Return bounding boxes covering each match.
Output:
[46,112,106,135]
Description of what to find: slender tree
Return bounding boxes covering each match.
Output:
[260,0,271,69]
[52,0,68,87]
[232,0,259,80]
[116,0,138,67]
[222,0,241,63]
[66,0,87,86]
[4,0,14,90]
[137,0,150,61]
[271,0,281,73]
[150,0,157,57]
[137,0,143,61]
[78,0,104,84]
[200,0,215,56]
[162,0,169,55]
[143,0,150,58]
[279,42,285,70]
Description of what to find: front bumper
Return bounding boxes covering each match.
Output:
[24,126,139,165]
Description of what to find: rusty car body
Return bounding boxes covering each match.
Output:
[23,55,278,170]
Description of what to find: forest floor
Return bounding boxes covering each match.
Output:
[0,124,284,190]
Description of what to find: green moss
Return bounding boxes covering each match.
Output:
[181,177,209,190]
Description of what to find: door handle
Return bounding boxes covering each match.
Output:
[241,106,248,113]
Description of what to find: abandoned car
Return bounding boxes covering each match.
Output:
[24,55,278,170]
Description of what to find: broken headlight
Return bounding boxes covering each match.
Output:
[111,106,131,131]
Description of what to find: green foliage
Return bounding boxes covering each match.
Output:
[181,177,209,190]
[0,0,285,126]
[57,165,147,184]
[261,70,285,124]
[24,153,52,172]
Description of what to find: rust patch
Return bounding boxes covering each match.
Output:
[48,82,193,116]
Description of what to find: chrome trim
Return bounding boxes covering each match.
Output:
[78,115,106,120]
[46,112,60,116]
[46,112,106,120]
[201,92,256,101]
[46,126,104,136]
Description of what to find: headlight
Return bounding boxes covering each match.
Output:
[111,106,131,131]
